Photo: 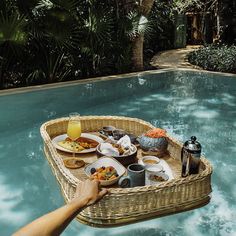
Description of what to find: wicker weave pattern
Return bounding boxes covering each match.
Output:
[40,116,212,227]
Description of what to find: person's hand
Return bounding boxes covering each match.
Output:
[14,180,108,236]
[71,179,108,206]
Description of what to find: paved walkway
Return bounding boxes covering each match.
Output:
[150,45,201,69]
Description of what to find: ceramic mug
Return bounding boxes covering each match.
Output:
[118,164,145,188]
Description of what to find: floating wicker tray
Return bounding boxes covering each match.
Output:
[40,116,212,227]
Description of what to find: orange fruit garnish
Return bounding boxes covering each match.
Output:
[144,128,167,138]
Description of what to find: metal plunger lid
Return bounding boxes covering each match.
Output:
[184,136,201,152]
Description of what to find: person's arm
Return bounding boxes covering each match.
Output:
[13,180,107,236]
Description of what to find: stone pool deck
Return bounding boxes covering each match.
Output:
[150,45,202,69]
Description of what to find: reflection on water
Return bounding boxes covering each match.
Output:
[0,174,30,226]
[0,71,236,235]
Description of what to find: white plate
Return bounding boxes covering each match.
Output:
[84,157,126,186]
[52,133,104,154]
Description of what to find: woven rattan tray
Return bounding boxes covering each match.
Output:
[40,116,212,227]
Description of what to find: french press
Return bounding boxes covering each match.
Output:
[181,136,201,177]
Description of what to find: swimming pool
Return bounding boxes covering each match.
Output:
[0,69,236,235]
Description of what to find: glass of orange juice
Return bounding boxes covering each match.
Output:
[67,112,81,157]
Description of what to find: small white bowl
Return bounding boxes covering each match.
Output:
[139,156,160,166]
[145,165,168,185]
[84,157,126,186]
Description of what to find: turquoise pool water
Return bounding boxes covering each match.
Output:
[0,70,236,236]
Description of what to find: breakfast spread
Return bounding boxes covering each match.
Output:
[54,124,171,186]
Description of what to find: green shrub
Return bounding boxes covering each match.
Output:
[188,45,236,73]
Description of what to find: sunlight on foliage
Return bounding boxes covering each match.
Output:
[0,14,27,44]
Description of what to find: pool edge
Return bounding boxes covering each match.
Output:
[0,68,235,96]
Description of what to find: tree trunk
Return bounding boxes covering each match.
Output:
[132,35,144,71]
[131,0,154,71]
[140,0,155,16]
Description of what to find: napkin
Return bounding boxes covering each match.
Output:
[100,135,133,156]
[117,135,132,149]
[100,143,120,156]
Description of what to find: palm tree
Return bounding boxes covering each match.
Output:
[0,0,159,89]
[122,0,154,71]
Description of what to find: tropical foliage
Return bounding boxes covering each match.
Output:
[172,0,204,14]
[145,0,174,54]
[0,0,175,89]
[188,45,236,73]
[0,0,235,89]
[217,0,236,44]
